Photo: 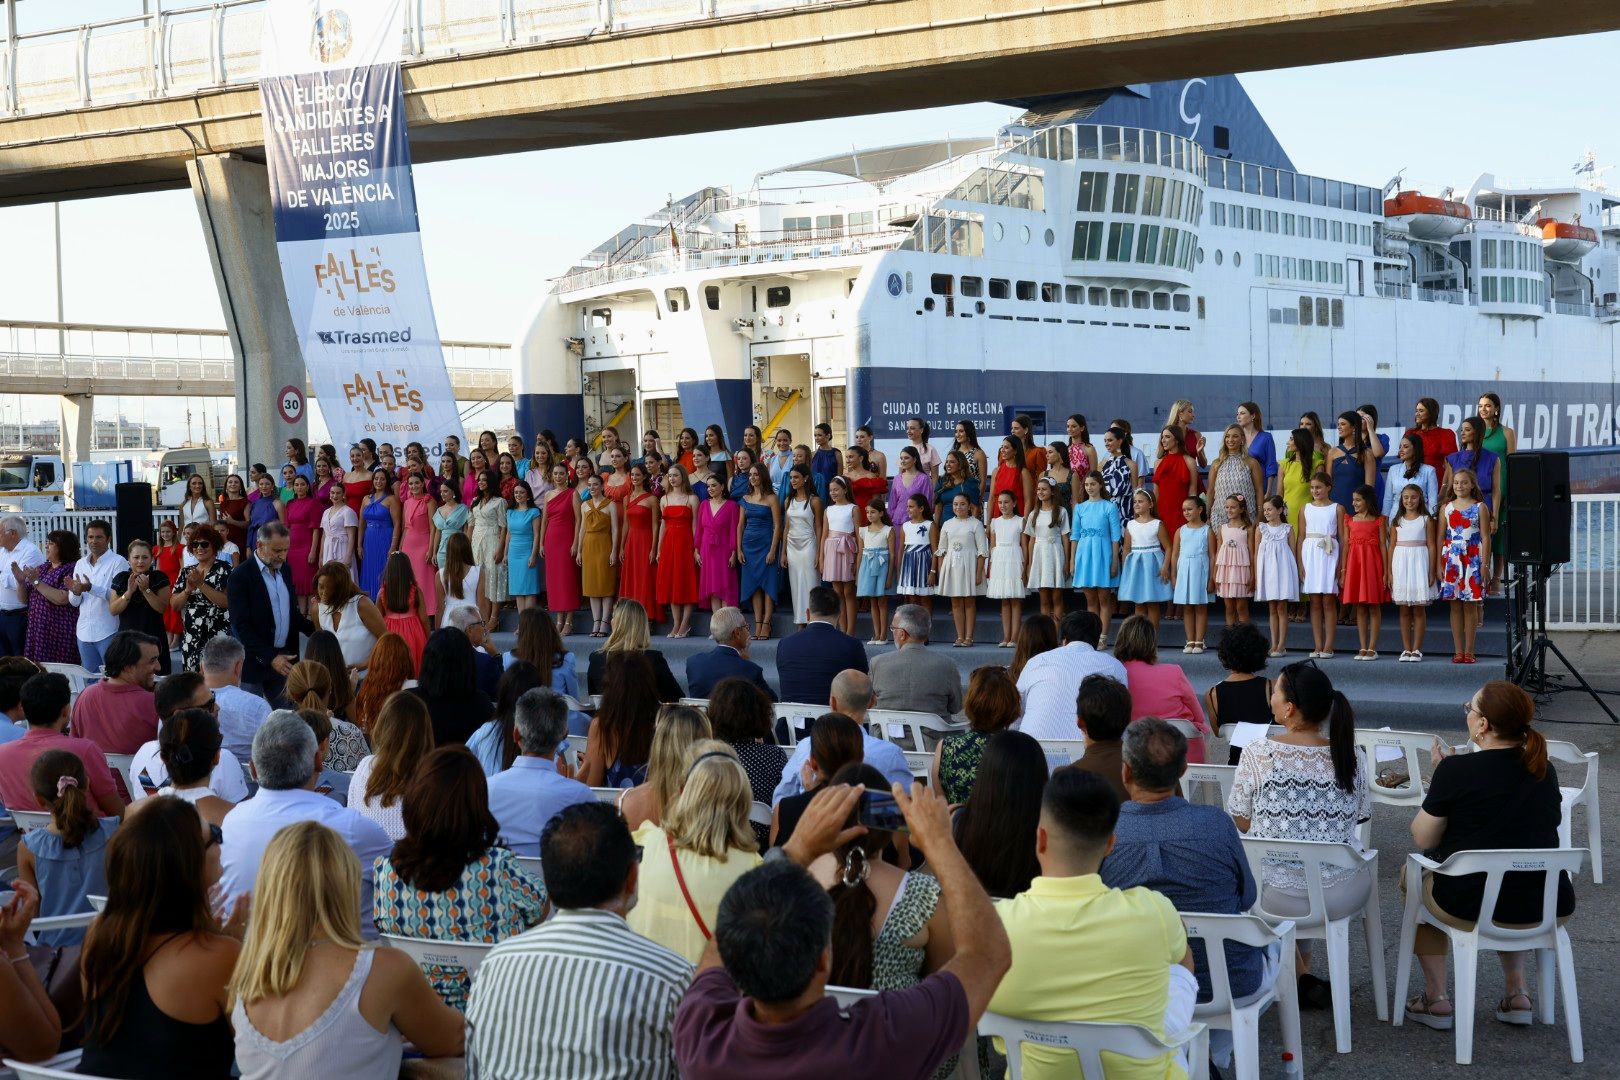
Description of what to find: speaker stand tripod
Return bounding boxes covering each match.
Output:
[1507,565,1619,724]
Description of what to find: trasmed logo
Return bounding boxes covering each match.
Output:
[315,328,412,346]
[309,9,353,64]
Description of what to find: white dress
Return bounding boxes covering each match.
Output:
[1252,522,1300,602]
[180,497,212,528]
[783,498,819,622]
[1390,515,1435,604]
[1023,506,1069,590]
[346,755,406,842]
[439,565,482,627]
[1299,502,1340,595]
[313,595,378,668]
[986,515,1026,599]
[934,517,988,597]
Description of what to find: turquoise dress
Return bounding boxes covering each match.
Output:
[23,819,118,946]
[1173,523,1214,605]
[433,503,469,563]
[1070,499,1122,589]
[505,506,541,596]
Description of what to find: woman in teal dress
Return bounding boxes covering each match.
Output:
[432,483,470,567]
[1477,391,1516,588]
[505,481,542,609]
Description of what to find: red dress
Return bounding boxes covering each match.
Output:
[381,586,427,673]
[619,491,662,621]
[284,495,325,597]
[155,544,185,635]
[543,489,580,614]
[990,463,1025,515]
[217,498,249,553]
[1340,515,1391,604]
[848,475,888,515]
[656,501,699,606]
[1407,426,1458,469]
[343,477,372,515]
[1153,454,1192,537]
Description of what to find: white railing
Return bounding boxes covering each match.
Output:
[1543,494,1620,630]
[0,0,852,116]
[21,509,181,538]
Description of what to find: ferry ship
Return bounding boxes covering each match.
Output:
[515,76,1620,485]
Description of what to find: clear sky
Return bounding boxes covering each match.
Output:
[0,8,1616,444]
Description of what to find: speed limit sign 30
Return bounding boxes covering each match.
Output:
[278,385,305,425]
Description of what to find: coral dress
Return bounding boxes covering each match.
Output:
[655,500,699,607]
[1340,515,1390,604]
[400,493,438,617]
[543,488,580,614]
[989,463,1025,515]
[696,497,741,609]
[284,495,324,597]
[1153,454,1192,537]
[619,491,661,620]
[155,543,185,635]
[381,586,427,673]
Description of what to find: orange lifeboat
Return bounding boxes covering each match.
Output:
[1537,218,1597,262]
[1383,190,1471,242]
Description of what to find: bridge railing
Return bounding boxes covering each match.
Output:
[0,0,847,116]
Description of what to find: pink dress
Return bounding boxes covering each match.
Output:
[400,493,438,617]
[543,488,580,614]
[1122,659,1212,764]
[284,495,325,597]
[695,497,740,610]
[320,504,359,577]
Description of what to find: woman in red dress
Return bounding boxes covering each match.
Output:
[540,462,581,636]
[656,465,700,637]
[842,446,888,515]
[154,518,185,646]
[1152,425,1200,538]
[216,474,251,554]
[988,436,1034,521]
[618,462,663,625]
[343,446,374,513]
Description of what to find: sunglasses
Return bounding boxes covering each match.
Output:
[207,823,223,849]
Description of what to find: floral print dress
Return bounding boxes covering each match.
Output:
[179,560,232,671]
[1438,501,1484,602]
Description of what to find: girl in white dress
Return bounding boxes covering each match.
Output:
[934,493,988,647]
[895,496,935,607]
[1386,482,1438,662]
[317,482,360,577]
[986,491,1027,647]
[1117,489,1172,627]
[1253,496,1300,657]
[1023,477,1071,622]
[1299,473,1344,658]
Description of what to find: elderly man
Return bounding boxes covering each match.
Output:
[0,515,45,656]
[226,521,316,702]
[868,603,962,722]
[775,585,867,707]
[67,518,129,673]
[446,604,504,699]
[201,635,272,762]
[71,630,161,756]
[1015,610,1128,741]
[487,687,594,856]
[772,669,914,805]
[218,710,391,936]
[686,606,775,700]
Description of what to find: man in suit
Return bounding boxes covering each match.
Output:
[868,603,963,723]
[227,521,315,704]
[686,606,775,700]
[775,585,867,707]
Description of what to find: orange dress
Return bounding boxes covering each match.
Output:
[619,491,661,621]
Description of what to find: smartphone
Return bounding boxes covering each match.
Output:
[856,790,907,833]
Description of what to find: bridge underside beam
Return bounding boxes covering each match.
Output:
[0,0,1616,205]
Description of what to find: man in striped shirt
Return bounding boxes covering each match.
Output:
[466,801,692,1079]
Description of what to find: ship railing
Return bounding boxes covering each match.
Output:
[1553,301,1594,317]
[1414,286,1467,306]
[554,225,911,291]
[1373,282,1411,300]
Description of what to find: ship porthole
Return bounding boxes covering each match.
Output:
[1021,226,1032,244]
[1044,229,1055,247]
[1215,249,1223,266]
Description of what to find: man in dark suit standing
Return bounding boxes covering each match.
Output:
[775,585,868,706]
[227,521,315,704]
[685,606,775,700]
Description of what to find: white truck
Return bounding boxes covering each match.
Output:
[0,449,232,511]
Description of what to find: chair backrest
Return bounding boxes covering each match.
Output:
[773,702,825,747]
[826,984,878,1008]
[27,911,97,940]
[591,787,624,806]
[977,1011,1203,1080]
[1181,912,1294,1014]
[102,752,140,798]
[1422,848,1586,944]
[867,709,958,752]
[513,855,543,878]
[40,663,96,692]
[3,1050,103,1080]
[560,694,591,714]
[239,761,256,790]
[1544,739,1597,795]
[9,810,51,833]
[1352,728,1433,807]
[1038,739,1086,771]
[678,697,710,709]
[1181,764,1237,809]
[379,933,495,977]
[903,750,932,778]
[748,800,772,828]
[1165,718,1210,761]
[1240,837,1375,927]
[86,895,107,912]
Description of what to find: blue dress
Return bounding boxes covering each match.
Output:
[739,500,779,600]
[1173,523,1214,605]
[1118,519,1172,603]
[23,819,118,946]
[1070,500,1122,588]
[246,495,281,554]
[360,496,393,596]
[505,507,541,596]
[856,525,892,598]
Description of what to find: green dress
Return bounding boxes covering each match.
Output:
[1481,424,1509,556]
[937,731,990,805]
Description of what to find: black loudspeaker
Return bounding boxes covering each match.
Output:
[1502,452,1571,567]
[113,483,155,553]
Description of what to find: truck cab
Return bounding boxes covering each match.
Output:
[156,449,230,507]
[0,453,66,511]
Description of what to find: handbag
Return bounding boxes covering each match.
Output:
[27,941,85,1049]
[666,834,711,940]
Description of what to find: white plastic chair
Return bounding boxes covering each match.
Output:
[1546,739,1601,883]
[1181,764,1237,809]
[678,697,710,709]
[1352,728,1433,844]
[25,912,97,942]
[103,752,141,803]
[773,702,824,747]
[827,986,981,1079]
[1037,739,1085,771]
[3,1050,105,1080]
[903,750,932,778]
[39,663,96,694]
[380,933,495,979]
[239,761,256,790]
[1166,718,1211,764]
[513,855,543,878]
[1182,913,1301,1080]
[978,1010,1208,1080]
[591,787,625,806]
[1392,848,1586,1065]
[868,708,963,752]
[1239,837,1387,1053]
[86,895,106,912]
[748,800,772,828]
[8,810,50,833]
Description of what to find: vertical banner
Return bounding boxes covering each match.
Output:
[258,0,463,455]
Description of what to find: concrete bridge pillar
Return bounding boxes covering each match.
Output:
[185,153,307,471]
[58,393,93,476]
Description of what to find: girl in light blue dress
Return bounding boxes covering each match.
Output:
[1171,495,1215,652]
[505,481,542,605]
[18,750,118,947]
[1117,488,1172,627]
[855,501,894,644]
[1071,472,1122,619]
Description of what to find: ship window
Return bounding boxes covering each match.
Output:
[705,286,721,310]
[989,278,1011,299]
[1243,165,1261,196]
[590,308,612,327]
[1041,283,1061,303]
[905,273,912,294]
[1072,221,1105,261]
[1152,292,1170,311]
[1247,208,1261,230]
[1482,277,1498,301]
[1132,290,1150,309]
[1310,176,1326,204]
[1211,203,1226,227]
[1480,239,1496,268]
[1332,220,1343,242]
[1232,252,1241,268]
[930,274,953,296]
[782,216,812,238]
[1065,285,1083,304]
[1317,260,1329,281]
[1315,218,1327,240]
[1144,176,1166,217]
[1045,229,1055,247]
[766,286,791,308]
[849,211,874,231]
[1503,243,1516,270]
[960,276,983,297]
[1197,296,1206,319]
[1110,289,1128,308]
[1016,280,1037,301]
[1301,261,1314,282]
[1112,174,1140,214]
[1173,294,1191,313]
[665,287,689,313]
[1326,180,1341,207]
[1121,128,1140,162]
[1266,211,1279,233]
[1159,228,1179,266]
[1283,214,1295,236]
[1077,171,1109,213]
[1215,249,1223,266]
[1135,225,1159,263]
[1331,299,1344,327]
[816,214,845,238]
[1213,125,1230,151]
[1106,223,1135,261]
[1262,169,1278,198]
[1316,297,1330,325]
[1167,182,1184,220]
[1089,287,1107,305]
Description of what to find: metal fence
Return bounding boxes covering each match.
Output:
[21,508,180,538]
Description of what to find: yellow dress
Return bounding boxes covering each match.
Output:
[1280,451,1322,538]
[580,498,616,597]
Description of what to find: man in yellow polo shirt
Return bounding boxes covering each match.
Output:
[988,769,1198,1080]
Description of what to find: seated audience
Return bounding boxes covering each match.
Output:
[775,585,868,706]
[285,660,368,771]
[0,880,62,1063]
[988,769,1198,1079]
[348,632,415,736]
[503,607,586,734]
[579,651,661,788]
[200,634,271,762]
[218,711,392,938]
[770,712,863,849]
[71,629,162,756]
[1204,622,1274,765]
[1403,680,1575,1030]
[302,629,357,721]
[630,741,765,963]
[467,803,694,1077]
[953,730,1048,899]
[18,749,118,945]
[79,796,243,1080]
[1114,614,1213,762]
[686,607,777,701]
[584,599,683,701]
[374,746,546,1010]
[773,669,914,804]
[1059,673,1133,804]
[466,660,544,776]
[1007,613,1059,684]
[1101,718,1265,1073]
[0,672,123,817]
[128,670,248,803]
[707,676,787,843]
[297,709,356,802]
[153,708,237,829]
[230,821,463,1076]
[869,604,963,722]
[408,627,495,746]
[673,782,1011,1078]
[1227,660,1370,1010]
[486,687,594,856]
[931,665,1020,804]
[1014,610,1126,741]
[348,691,434,841]
[446,603,504,700]
[620,704,712,832]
